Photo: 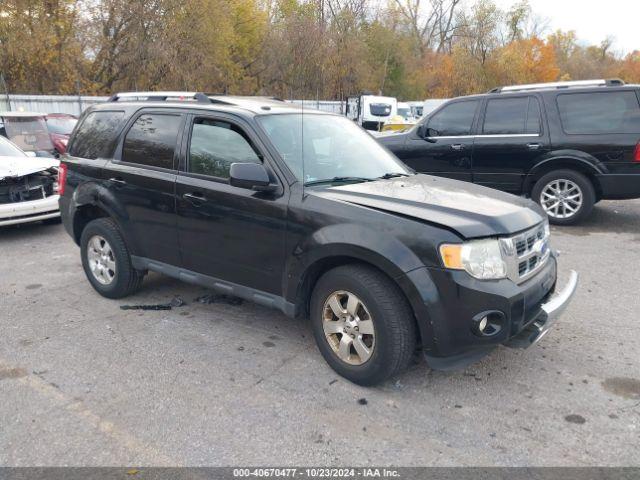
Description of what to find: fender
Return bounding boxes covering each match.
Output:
[284,223,442,350]
[283,222,437,328]
[524,149,607,192]
[70,180,140,255]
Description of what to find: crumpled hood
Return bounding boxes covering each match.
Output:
[0,156,59,179]
[311,174,545,239]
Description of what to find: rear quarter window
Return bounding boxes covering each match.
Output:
[557,91,640,134]
[68,110,125,159]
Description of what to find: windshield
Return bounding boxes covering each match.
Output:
[46,116,78,135]
[397,107,411,119]
[0,136,26,156]
[3,117,54,151]
[257,114,410,185]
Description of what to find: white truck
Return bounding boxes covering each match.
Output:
[346,95,397,131]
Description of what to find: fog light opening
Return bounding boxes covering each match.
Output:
[472,311,504,337]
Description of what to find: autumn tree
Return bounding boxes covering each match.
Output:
[0,0,85,93]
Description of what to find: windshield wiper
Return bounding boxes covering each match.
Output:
[304,176,374,187]
[376,172,411,180]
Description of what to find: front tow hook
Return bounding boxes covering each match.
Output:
[506,270,579,349]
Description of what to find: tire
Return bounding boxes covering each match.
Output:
[532,169,595,225]
[80,218,145,299]
[310,264,416,386]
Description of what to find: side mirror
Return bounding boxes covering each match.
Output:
[229,162,277,192]
[421,127,439,143]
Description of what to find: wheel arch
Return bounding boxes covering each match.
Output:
[293,251,431,351]
[70,182,137,252]
[525,156,604,200]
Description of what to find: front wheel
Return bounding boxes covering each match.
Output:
[532,170,595,225]
[310,264,416,386]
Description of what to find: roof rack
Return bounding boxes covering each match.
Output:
[107,91,212,103]
[488,79,625,94]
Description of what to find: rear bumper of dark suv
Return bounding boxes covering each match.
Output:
[399,254,578,370]
[597,173,640,199]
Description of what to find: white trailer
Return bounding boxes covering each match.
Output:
[346,95,397,131]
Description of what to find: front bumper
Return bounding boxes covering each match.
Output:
[399,254,579,370]
[0,195,60,226]
[504,270,579,348]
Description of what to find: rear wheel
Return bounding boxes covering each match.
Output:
[80,218,145,298]
[310,264,416,386]
[532,170,595,225]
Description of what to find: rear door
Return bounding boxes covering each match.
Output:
[399,99,480,182]
[473,95,549,193]
[108,109,184,266]
[175,113,288,296]
[554,89,640,174]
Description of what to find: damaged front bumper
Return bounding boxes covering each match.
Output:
[505,270,579,349]
[0,195,60,226]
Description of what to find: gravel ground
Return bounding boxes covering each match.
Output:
[1,200,639,466]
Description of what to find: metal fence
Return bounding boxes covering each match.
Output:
[0,94,109,116]
[0,94,346,116]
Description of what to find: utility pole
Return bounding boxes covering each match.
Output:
[0,73,11,111]
[76,79,83,115]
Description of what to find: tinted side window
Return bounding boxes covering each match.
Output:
[122,114,182,169]
[525,97,542,134]
[68,111,125,159]
[483,97,540,135]
[557,91,640,134]
[188,118,262,179]
[428,100,478,136]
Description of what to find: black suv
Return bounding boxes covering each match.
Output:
[59,92,578,385]
[378,79,640,225]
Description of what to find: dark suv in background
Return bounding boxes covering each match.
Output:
[378,79,640,225]
[59,92,577,385]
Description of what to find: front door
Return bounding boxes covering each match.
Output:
[398,99,480,182]
[473,95,550,193]
[175,114,288,296]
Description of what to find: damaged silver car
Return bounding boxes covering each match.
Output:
[0,136,60,226]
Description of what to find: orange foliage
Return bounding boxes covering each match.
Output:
[618,51,640,83]
[493,37,560,86]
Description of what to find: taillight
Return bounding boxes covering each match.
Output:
[58,163,68,195]
[634,142,640,162]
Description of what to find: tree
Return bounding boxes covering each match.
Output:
[0,0,85,93]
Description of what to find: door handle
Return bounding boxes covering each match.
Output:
[450,144,464,151]
[183,192,207,205]
[108,177,126,186]
[527,143,541,150]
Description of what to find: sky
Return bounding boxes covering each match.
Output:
[494,0,639,54]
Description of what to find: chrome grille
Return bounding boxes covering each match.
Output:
[500,223,550,284]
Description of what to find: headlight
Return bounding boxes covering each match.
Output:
[543,219,550,238]
[439,238,507,280]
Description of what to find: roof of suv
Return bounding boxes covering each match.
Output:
[429,79,638,105]
[486,78,634,95]
[98,92,331,118]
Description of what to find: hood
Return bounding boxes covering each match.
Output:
[311,174,544,239]
[0,156,59,180]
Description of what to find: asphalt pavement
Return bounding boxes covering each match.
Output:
[1,200,639,466]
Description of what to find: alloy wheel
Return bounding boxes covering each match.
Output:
[540,179,583,219]
[322,290,375,365]
[87,235,116,285]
